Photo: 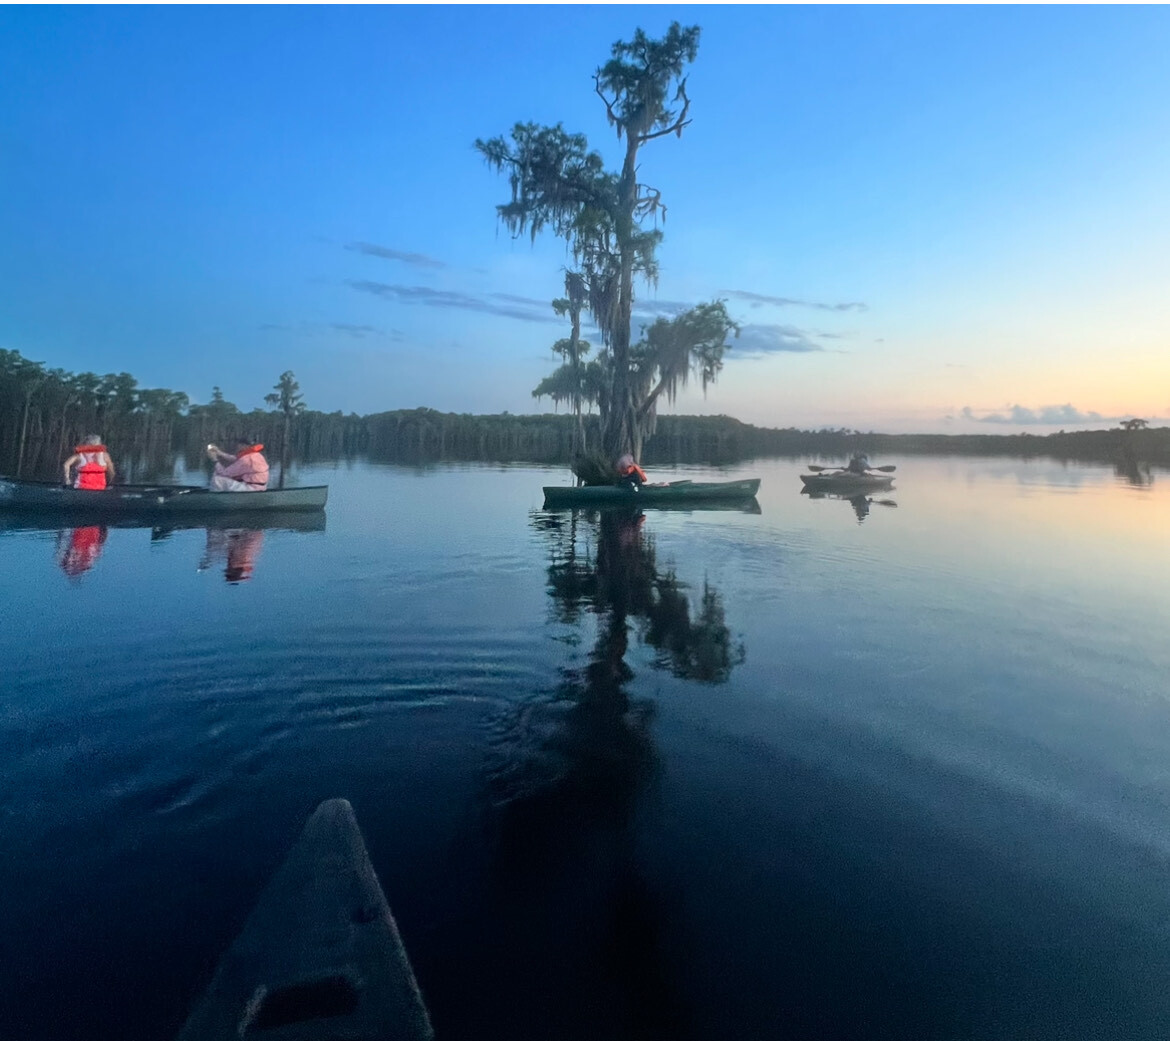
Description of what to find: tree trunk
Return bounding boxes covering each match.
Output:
[602,133,642,462]
[58,402,72,460]
[15,390,33,477]
[279,412,290,489]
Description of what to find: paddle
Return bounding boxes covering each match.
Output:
[807,464,896,473]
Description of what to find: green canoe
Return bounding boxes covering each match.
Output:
[799,472,894,493]
[0,477,327,516]
[174,798,432,1041]
[542,477,761,507]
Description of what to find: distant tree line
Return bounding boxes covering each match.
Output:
[2,348,1167,477]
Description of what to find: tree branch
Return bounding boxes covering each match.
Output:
[639,78,691,142]
[593,73,622,135]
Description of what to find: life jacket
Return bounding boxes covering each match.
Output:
[229,445,269,488]
[74,445,109,490]
[619,461,648,483]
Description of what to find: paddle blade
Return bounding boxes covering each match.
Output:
[873,465,897,472]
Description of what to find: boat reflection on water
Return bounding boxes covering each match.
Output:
[801,487,898,524]
[4,511,326,584]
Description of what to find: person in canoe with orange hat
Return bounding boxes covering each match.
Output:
[62,434,116,489]
[206,438,270,492]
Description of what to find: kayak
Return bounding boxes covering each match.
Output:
[0,477,327,516]
[174,798,433,1041]
[543,477,761,507]
[799,472,894,493]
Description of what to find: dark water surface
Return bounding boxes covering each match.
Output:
[2,456,1169,1040]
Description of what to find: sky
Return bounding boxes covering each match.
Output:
[1,4,1168,435]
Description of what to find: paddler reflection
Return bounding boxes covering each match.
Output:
[55,525,109,579]
[198,528,264,584]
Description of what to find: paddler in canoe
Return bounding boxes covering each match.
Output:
[62,434,116,490]
[206,439,270,492]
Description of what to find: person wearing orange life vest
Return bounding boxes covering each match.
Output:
[62,435,116,490]
[616,452,648,489]
[206,439,270,492]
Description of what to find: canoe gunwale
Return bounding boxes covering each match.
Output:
[0,477,328,514]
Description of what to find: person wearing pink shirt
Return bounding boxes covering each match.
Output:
[206,439,270,492]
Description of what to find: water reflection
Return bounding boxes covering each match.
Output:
[472,508,744,1036]
[801,488,898,523]
[1114,456,1153,487]
[4,512,325,583]
[196,527,265,583]
[54,525,109,579]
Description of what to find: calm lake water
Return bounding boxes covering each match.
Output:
[2,455,1169,1040]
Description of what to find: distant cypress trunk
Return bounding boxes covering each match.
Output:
[279,412,290,490]
[15,389,33,477]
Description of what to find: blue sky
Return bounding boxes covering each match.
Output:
[2,5,1168,433]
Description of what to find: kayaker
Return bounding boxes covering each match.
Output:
[844,452,871,475]
[206,439,269,492]
[63,435,116,489]
[616,452,648,489]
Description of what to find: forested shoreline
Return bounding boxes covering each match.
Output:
[1,347,1166,476]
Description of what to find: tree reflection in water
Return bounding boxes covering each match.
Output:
[472,508,744,1040]
[493,508,744,815]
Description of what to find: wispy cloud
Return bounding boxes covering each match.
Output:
[347,280,560,324]
[960,404,1121,425]
[345,241,447,270]
[632,299,694,323]
[723,289,868,313]
[490,291,554,310]
[735,324,825,355]
[260,320,401,341]
[330,323,389,339]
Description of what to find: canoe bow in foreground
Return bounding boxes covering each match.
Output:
[175,798,432,1041]
[543,477,761,507]
[0,477,327,515]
